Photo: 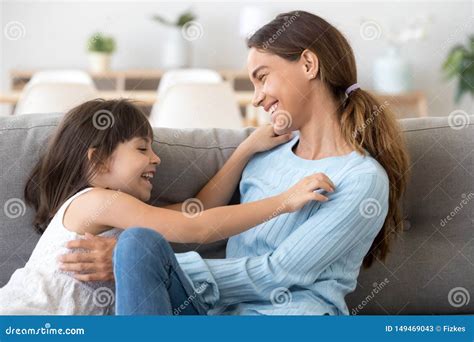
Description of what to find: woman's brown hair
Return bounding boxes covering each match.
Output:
[24,98,153,234]
[248,11,410,267]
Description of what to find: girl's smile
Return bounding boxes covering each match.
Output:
[90,137,161,202]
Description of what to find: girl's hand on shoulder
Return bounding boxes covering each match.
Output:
[239,124,293,155]
[279,173,336,213]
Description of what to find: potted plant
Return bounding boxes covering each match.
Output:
[443,35,474,103]
[87,32,116,72]
[152,10,198,69]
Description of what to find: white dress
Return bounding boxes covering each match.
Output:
[0,187,122,315]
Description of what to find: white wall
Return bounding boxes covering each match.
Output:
[1,0,472,116]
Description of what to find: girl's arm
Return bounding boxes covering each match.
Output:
[71,172,334,244]
[164,125,293,211]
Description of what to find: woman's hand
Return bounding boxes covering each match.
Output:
[239,124,293,155]
[279,173,336,212]
[58,233,116,282]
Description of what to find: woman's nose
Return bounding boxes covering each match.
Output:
[252,89,264,107]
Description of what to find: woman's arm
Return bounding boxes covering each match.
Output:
[76,172,333,244]
[164,125,293,211]
[175,173,389,307]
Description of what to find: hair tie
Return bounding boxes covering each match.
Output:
[345,83,360,96]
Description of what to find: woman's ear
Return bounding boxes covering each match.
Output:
[300,49,319,80]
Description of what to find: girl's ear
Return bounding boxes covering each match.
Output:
[87,148,109,173]
[300,49,319,81]
[87,148,96,163]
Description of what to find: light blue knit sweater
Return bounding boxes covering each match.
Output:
[176,134,389,315]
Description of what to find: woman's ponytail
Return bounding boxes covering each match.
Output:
[341,89,410,267]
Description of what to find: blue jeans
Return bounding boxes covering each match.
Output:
[113,227,207,315]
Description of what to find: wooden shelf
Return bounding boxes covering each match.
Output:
[10,68,251,92]
[3,69,428,119]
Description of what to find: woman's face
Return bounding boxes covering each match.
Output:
[247,47,314,135]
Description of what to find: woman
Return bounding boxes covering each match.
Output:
[60,10,409,315]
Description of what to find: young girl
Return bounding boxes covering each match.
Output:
[0,98,334,315]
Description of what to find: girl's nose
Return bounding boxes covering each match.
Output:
[151,152,161,165]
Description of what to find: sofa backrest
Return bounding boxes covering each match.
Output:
[0,113,472,315]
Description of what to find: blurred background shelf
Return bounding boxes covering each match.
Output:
[2,69,429,121]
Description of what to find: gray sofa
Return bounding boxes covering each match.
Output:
[0,113,472,315]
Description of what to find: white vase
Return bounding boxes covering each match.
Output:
[161,27,190,69]
[88,52,112,73]
[373,46,412,94]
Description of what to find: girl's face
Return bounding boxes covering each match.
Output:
[247,48,315,135]
[91,137,161,202]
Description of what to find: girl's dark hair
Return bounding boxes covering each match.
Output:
[248,11,410,268]
[24,98,153,234]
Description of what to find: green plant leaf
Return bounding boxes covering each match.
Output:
[176,11,196,26]
[443,35,474,103]
[87,32,116,53]
[152,10,196,27]
[152,15,173,26]
[442,48,464,79]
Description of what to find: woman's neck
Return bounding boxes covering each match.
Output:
[294,92,353,161]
